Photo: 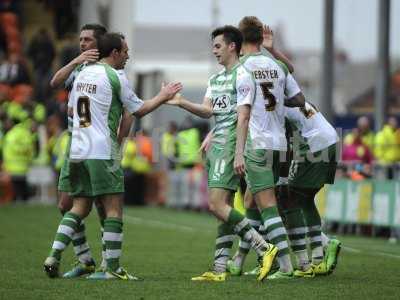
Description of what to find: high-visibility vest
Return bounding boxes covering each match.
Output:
[176,128,200,167]
[2,124,34,175]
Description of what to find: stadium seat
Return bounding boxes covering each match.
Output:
[0,12,18,29]
[0,83,12,100]
[11,84,33,104]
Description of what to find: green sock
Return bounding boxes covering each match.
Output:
[228,208,267,257]
[100,219,106,268]
[283,208,309,269]
[300,199,323,264]
[238,208,261,255]
[50,212,81,261]
[214,222,234,273]
[261,207,292,272]
[71,221,94,265]
[103,218,123,272]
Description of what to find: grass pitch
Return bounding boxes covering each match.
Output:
[0,204,399,300]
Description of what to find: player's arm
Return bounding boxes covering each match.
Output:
[234,73,256,176]
[235,104,251,176]
[117,110,135,145]
[262,25,294,73]
[167,95,213,119]
[133,82,183,118]
[50,49,99,88]
[284,93,305,107]
[283,73,305,108]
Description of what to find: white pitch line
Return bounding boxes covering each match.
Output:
[374,252,400,259]
[124,214,213,233]
[342,246,400,259]
[124,214,400,259]
[342,246,361,253]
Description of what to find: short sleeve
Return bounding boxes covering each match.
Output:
[236,68,255,107]
[204,79,212,99]
[64,71,76,91]
[118,72,144,114]
[285,73,301,99]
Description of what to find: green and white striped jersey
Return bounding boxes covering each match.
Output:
[69,63,143,160]
[205,63,256,146]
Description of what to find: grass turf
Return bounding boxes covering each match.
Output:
[0,204,399,300]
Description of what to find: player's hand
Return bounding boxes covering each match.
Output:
[160,82,183,101]
[234,153,246,176]
[199,132,213,154]
[262,25,274,50]
[73,49,99,65]
[299,103,314,118]
[166,92,183,106]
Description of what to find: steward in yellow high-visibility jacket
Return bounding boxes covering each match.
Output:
[374,118,400,164]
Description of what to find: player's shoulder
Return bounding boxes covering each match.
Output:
[115,69,128,81]
[235,62,253,78]
[241,52,271,63]
[208,69,225,83]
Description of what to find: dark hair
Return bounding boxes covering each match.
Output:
[211,25,242,56]
[98,32,125,59]
[80,23,107,41]
[238,16,263,45]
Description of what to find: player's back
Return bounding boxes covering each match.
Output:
[285,102,339,153]
[241,53,296,151]
[69,63,123,160]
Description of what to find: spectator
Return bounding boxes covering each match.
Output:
[121,136,152,205]
[0,53,30,85]
[161,121,178,169]
[176,117,201,169]
[375,117,400,163]
[27,28,55,102]
[344,116,375,153]
[2,117,35,201]
[343,128,374,164]
[58,33,79,67]
[375,117,400,178]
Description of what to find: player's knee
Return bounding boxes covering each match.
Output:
[70,205,92,219]
[207,200,219,214]
[58,193,73,214]
[254,188,276,208]
[94,200,106,220]
[243,189,255,209]
[289,186,319,207]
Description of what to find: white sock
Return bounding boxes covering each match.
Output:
[278,254,293,273]
[321,232,330,247]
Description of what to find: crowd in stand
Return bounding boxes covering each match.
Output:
[342,116,400,180]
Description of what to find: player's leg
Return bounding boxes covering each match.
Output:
[193,145,275,281]
[254,189,293,279]
[58,159,96,278]
[192,188,236,282]
[84,159,139,280]
[192,187,274,282]
[94,198,107,271]
[246,149,292,279]
[228,189,263,276]
[290,144,340,275]
[293,186,329,275]
[302,188,341,274]
[278,185,313,277]
[44,197,93,278]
